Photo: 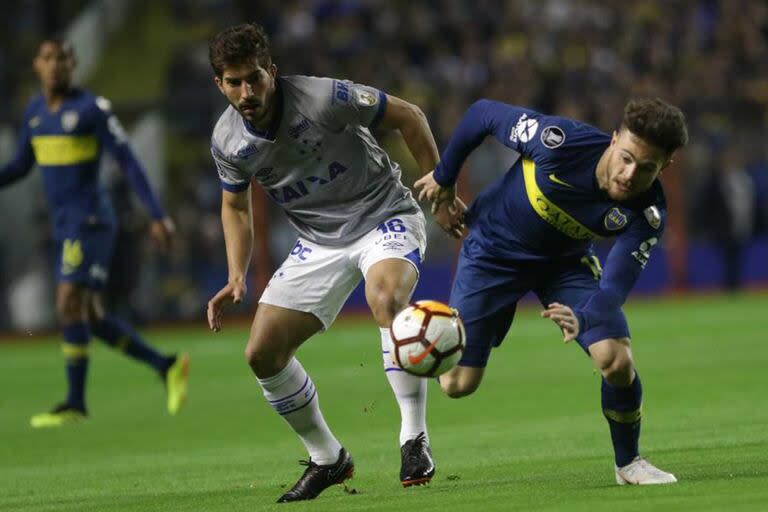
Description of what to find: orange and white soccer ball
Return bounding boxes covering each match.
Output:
[389,300,465,377]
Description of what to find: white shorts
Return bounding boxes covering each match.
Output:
[259,211,426,329]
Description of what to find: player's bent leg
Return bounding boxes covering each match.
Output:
[31,283,92,428]
[245,304,350,502]
[588,338,676,485]
[88,295,188,414]
[438,365,485,398]
[366,259,435,486]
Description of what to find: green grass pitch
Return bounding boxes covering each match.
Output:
[1,293,766,511]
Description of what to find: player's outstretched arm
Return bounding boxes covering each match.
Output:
[207,188,253,332]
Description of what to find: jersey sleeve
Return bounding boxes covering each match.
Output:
[92,96,165,219]
[313,78,387,131]
[573,202,667,339]
[0,108,36,187]
[211,143,250,193]
[433,99,542,186]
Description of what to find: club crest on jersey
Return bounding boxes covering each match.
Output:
[604,207,628,231]
[540,126,565,149]
[510,114,538,143]
[29,116,41,128]
[354,89,378,107]
[61,111,79,132]
[643,205,661,229]
[235,143,258,159]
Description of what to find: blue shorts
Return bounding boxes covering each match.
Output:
[55,224,116,290]
[451,238,629,368]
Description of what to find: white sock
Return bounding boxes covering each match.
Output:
[257,357,342,465]
[381,327,429,446]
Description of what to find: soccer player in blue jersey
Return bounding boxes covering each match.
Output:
[0,39,189,427]
[415,97,688,485]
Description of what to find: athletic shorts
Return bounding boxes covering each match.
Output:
[451,237,629,367]
[260,211,427,329]
[55,223,116,290]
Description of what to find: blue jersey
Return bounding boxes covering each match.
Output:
[0,88,164,239]
[434,100,666,339]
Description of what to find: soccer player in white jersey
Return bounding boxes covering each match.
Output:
[205,23,462,503]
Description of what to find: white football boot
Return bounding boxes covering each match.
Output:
[615,456,678,485]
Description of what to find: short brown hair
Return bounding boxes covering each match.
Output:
[209,23,272,77]
[621,98,689,155]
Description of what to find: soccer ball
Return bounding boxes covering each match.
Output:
[389,300,465,377]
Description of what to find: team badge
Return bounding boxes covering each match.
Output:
[355,89,378,107]
[541,126,565,149]
[643,205,661,229]
[603,207,628,231]
[510,114,538,143]
[29,116,41,128]
[61,110,79,132]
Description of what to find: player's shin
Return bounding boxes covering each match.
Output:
[256,357,342,465]
[601,372,643,467]
[91,314,173,374]
[61,323,91,410]
[380,327,428,445]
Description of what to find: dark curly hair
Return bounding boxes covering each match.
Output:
[621,98,689,155]
[209,23,272,77]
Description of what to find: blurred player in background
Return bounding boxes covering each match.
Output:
[416,97,687,485]
[0,39,189,428]
[205,23,462,503]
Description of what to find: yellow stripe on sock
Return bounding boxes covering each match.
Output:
[603,407,642,424]
[61,343,89,359]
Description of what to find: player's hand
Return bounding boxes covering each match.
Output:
[433,197,467,239]
[414,171,456,214]
[541,302,580,343]
[207,279,247,332]
[149,217,175,252]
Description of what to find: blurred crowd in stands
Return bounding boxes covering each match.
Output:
[1,0,767,329]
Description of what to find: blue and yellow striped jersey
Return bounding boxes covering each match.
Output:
[433,99,667,330]
[0,88,164,238]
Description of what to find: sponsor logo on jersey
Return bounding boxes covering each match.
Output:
[632,237,658,268]
[510,114,538,144]
[288,117,311,138]
[643,205,661,229]
[333,80,351,104]
[354,89,378,107]
[541,125,565,148]
[603,207,628,231]
[267,161,348,205]
[61,110,79,132]
[522,159,597,240]
[235,143,258,159]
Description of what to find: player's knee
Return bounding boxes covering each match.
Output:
[368,289,407,326]
[244,339,291,378]
[56,289,85,324]
[439,371,480,399]
[594,343,634,387]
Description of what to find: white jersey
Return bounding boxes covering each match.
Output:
[211,75,420,246]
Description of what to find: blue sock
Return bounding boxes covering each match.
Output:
[601,373,642,467]
[62,323,91,411]
[91,315,172,375]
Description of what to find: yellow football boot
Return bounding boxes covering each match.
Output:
[30,403,87,428]
[165,353,190,415]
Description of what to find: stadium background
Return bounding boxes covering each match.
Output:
[0,0,766,331]
[1,2,767,511]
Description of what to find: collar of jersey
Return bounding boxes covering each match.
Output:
[242,78,284,142]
